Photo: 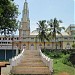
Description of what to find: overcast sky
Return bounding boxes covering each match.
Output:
[14,0,74,33]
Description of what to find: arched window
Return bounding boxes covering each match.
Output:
[47,44,50,46]
[39,44,42,46]
[23,44,26,46]
[67,42,70,45]
[31,44,34,46]
[66,42,70,49]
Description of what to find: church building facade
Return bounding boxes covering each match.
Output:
[0,0,75,60]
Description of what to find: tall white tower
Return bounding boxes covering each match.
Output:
[19,0,30,39]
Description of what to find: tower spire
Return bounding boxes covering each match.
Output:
[22,0,29,22]
[19,0,30,37]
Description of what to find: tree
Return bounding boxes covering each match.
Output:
[0,0,19,36]
[47,18,65,49]
[37,20,49,49]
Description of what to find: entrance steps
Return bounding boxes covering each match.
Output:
[11,50,50,75]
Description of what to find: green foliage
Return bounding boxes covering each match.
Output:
[42,49,75,67]
[62,54,74,67]
[43,49,65,58]
[37,20,49,48]
[37,20,47,42]
[0,0,19,36]
[69,52,75,66]
[67,61,73,66]
[62,55,69,64]
[42,49,75,75]
[49,51,62,58]
[72,43,75,48]
[47,18,65,49]
[37,18,65,49]
[53,58,75,75]
[62,50,68,55]
[47,18,65,38]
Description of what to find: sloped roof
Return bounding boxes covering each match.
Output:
[30,30,70,37]
[30,30,38,35]
[57,32,69,36]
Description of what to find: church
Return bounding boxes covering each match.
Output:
[0,0,75,60]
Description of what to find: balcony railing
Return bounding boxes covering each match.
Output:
[0,46,18,49]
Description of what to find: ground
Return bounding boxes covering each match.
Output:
[0,62,70,75]
[59,72,69,75]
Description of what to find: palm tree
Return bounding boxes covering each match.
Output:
[47,18,65,49]
[37,20,48,49]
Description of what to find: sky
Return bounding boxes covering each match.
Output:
[14,0,74,33]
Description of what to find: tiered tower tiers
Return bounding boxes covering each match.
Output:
[19,0,30,39]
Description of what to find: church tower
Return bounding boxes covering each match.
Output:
[19,0,30,39]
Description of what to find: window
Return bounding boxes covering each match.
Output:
[15,38,16,39]
[69,37,73,39]
[64,37,68,39]
[47,44,50,46]
[5,42,7,44]
[3,38,4,40]
[31,38,34,39]
[23,44,26,46]
[66,42,70,49]
[2,42,7,44]
[71,28,75,30]
[23,38,26,39]
[67,42,70,45]
[3,38,7,40]
[17,37,18,40]
[39,44,42,46]
[11,38,13,40]
[31,44,34,46]
[71,32,75,35]
[56,38,58,40]
[27,24,30,29]
[8,42,11,44]
[9,38,10,40]
[23,30,26,36]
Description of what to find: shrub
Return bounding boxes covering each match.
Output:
[66,61,73,66]
[49,51,62,58]
[62,55,69,64]
[72,43,75,49]
[62,54,74,67]
[62,50,67,55]
[69,52,75,65]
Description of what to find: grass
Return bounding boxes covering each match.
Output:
[42,50,75,75]
[53,58,75,75]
